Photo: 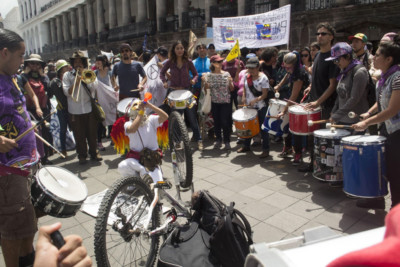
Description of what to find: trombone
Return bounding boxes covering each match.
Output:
[71,69,97,102]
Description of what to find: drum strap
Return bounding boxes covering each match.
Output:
[246,74,262,98]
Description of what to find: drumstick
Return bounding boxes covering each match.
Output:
[130,88,140,92]
[15,111,56,142]
[266,115,281,119]
[326,123,352,129]
[348,111,359,119]
[300,91,309,104]
[308,119,329,126]
[283,98,309,109]
[34,132,66,159]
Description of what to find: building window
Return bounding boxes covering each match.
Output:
[355,0,386,3]
[25,2,28,20]
[306,0,333,10]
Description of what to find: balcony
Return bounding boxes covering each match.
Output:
[245,0,279,15]
[159,15,179,33]
[107,21,156,42]
[304,0,387,11]
[181,9,205,30]
[209,3,237,25]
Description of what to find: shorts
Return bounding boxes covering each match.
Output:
[0,173,37,240]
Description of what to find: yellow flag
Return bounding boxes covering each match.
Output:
[225,40,240,62]
[188,30,198,57]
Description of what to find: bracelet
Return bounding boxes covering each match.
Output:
[138,110,144,116]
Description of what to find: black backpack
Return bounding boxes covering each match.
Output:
[191,190,253,267]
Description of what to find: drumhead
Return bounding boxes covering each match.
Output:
[341,135,387,145]
[288,105,321,114]
[117,97,135,114]
[313,129,351,138]
[168,90,193,101]
[269,99,287,107]
[232,108,257,121]
[37,166,88,203]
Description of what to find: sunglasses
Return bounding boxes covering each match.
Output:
[315,32,330,36]
[213,60,223,64]
[301,54,309,58]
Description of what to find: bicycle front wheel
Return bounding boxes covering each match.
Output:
[94,176,160,267]
[168,111,193,188]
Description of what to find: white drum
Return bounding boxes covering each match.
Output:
[262,99,289,137]
[167,90,196,110]
[117,97,136,116]
[31,166,88,218]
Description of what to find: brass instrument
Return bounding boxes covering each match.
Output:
[71,69,96,102]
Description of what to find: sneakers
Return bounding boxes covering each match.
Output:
[91,152,103,161]
[292,153,302,166]
[259,150,270,158]
[98,142,106,151]
[213,141,222,149]
[237,146,250,153]
[356,197,385,209]
[197,141,203,150]
[278,146,292,158]
[224,142,231,150]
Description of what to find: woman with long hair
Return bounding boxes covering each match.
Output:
[353,35,400,209]
[276,52,310,165]
[203,54,234,150]
[160,41,202,149]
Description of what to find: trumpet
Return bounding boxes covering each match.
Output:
[71,69,96,102]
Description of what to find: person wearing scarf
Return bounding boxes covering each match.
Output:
[353,35,400,209]
[326,42,369,126]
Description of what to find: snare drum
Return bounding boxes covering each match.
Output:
[341,135,388,198]
[117,97,135,116]
[232,108,260,139]
[167,90,196,110]
[313,129,351,182]
[262,99,289,137]
[31,166,88,218]
[289,105,321,135]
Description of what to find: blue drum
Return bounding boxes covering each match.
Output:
[341,135,388,198]
[261,99,289,137]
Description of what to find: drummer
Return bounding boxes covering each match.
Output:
[0,29,39,267]
[326,42,369,130]
[238,57,270,158]
[276,52,310,165]
[353,34,400,209]
[160,41,203,150]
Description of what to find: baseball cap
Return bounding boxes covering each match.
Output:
[246,53,256,59]
[246,57,260,68]
[325,42,353,61]
[119,43,133,52]
[210,54,224,63]
[349,33,368,43]
[55,60,69,72]
[381,32,397,43]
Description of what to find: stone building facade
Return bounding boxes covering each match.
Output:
[16,0,400,61]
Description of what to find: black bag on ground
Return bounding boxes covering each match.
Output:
[157,221,219,267]
[191,190,253,267]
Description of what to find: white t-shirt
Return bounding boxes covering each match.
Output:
[244,73,269,109]
[125,115,161,151]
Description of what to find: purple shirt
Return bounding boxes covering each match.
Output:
[160,59,198,88]
[0,75,38,168]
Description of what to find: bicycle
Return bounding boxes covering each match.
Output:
[94,176,192,267]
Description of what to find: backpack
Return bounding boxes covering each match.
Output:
[157,222,219,267]
[191,190,253,267]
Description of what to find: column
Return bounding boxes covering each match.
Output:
[156,0,166,31]
[121,0,131,25]
[177,0,188,29]
[41,22,51,47]
[109,0,117,29]
[136,0,147,22]
[62,12,71,41]
[70,8,78,40]
[77,5,86,37]
[50,18,57,45]
[279,0,290,7]
[87,0,96,35]
[56,15,63,43]
[96,0,105,32]
[238,0,245,16]
[205,0,217,24]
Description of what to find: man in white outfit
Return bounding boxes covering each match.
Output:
[118,98,168,182]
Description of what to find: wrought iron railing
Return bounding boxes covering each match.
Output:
[181,9,205,29]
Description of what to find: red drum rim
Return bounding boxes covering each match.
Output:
[288,105,321,115]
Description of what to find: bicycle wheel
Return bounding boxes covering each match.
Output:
[168,111,193,188]
[94,176,160,267]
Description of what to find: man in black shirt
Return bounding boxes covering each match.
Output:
[300,22,339,172]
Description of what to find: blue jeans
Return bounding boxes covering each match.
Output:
[212,102,231,143]
[57,109,69,151]
[244,106,269,151]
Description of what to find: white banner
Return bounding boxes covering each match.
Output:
[96,81,119,126]
[143,55,167,110]
[212,5,291,50]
